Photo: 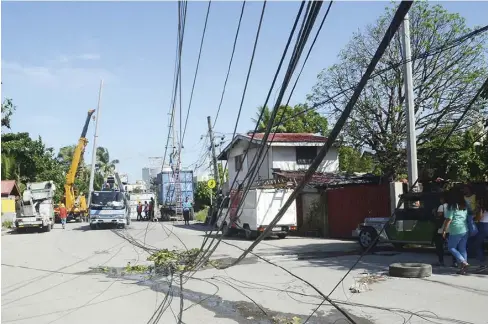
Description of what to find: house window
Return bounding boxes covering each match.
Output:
[296,146,317,165]
[234,155,244,171]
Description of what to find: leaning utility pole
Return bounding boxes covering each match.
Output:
[87,80,104,208]
[401,13,418,190]
[207,116,220,190]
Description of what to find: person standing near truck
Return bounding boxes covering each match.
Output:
[59,203,67,229]
[136,201,143,221]
[149,197,155,222]
[143,201,149,221]
[182,197,192,225]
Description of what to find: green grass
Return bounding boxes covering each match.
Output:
[194,207,209,223]
[2,220,13,229]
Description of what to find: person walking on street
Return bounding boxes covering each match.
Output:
[144,201,149,221]
[137,201,143,221]
[149,197,156,222]
[442,189,470,274]
[434,194,458,267]
[59,203,68,229]
[474,193,488,270]
[182,197,192,225]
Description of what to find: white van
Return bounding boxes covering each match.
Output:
[217,188,297,240]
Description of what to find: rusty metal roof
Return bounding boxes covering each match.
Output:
[273,170,383,188]
[1,180,20,196]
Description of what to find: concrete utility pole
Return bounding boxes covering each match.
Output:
[207,116,220,190]
[87,80,104,208]
[401,13,418,190]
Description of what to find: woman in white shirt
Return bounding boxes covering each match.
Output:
[474,193,488,269]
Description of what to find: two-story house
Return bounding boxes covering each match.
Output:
[217,133,339,190]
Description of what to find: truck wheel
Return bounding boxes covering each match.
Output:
[359,227,378,250]
[277,233,287,239]
[44,223,52,232]
[90,224,97,230]
[244,225,257,240]
[222,223,233,237]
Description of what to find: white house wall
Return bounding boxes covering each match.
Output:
[225,141,339,190]
[270,146,339,173]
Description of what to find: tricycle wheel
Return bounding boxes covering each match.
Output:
[359,228,378,250]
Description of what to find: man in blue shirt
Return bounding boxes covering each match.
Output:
[182,197,192,225]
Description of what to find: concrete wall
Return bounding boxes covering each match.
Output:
[1,198,15,213]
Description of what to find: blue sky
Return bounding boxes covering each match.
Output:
[2,1,487,181]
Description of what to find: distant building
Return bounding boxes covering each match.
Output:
[142,167,159,187]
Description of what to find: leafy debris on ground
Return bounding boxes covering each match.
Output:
[349,272,386,293]
[147,248,219,275]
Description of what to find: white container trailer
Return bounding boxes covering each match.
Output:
[217,188,297,240]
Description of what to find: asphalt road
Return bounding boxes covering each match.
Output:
[2,221,487,324]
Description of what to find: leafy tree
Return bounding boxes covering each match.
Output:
[338,147,375,174]
[308,2,488,177]
[96,147,120,178]
[1,98,16,129]
[1,132,66,200]
[252,105,328,136]
[418,126,487,181]
[218,163,228,185]
[194,181,212,211]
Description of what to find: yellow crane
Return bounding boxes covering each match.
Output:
[64,109,96,222]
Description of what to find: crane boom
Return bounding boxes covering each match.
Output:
[64,109,96,220]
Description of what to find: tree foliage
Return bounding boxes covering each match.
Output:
[338,147,375,174]
[309,2,488,178]
[252,105,328,136]
[1,98,16,130]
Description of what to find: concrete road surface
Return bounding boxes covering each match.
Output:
[2,221,487,324]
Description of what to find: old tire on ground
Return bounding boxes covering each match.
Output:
[277,233,287,239]
[359,227,378,250]
[389,263,432,278]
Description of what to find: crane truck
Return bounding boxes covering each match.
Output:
[15,181,55,233]
[61,109,96,222]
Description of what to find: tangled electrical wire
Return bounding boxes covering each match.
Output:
[111,2,488,324]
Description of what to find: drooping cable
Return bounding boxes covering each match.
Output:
[213,1,247,127]
[180,1,213,148]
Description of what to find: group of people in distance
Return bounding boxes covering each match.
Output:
[434,184,488,274]
[136,197,155,222]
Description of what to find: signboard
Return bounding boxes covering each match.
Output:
[207,179,216,189]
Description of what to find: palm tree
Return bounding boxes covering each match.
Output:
[1,154,18,180]
[96,147,119,178]
[251,106,286,133]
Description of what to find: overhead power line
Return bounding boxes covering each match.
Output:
[181,0,213,148]
[213,1,247,127]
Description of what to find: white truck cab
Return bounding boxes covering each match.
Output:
[89,191,130,229]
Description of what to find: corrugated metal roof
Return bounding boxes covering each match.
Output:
[1,180,20,196]
[246,133,327,143]
[273,170,382,188]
